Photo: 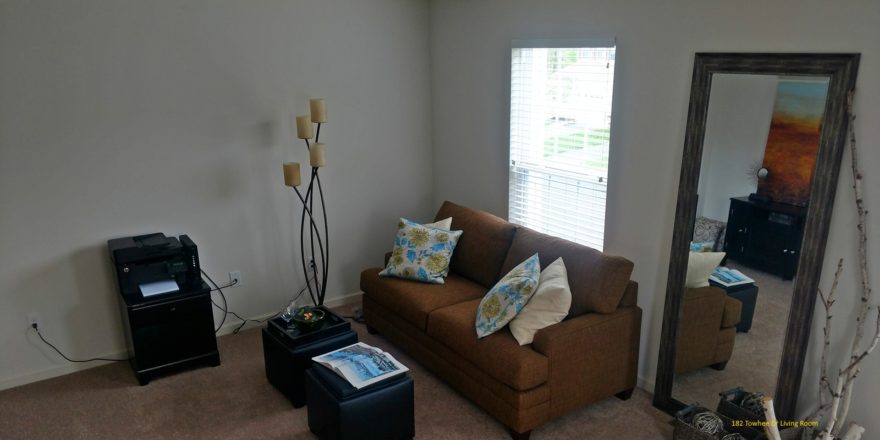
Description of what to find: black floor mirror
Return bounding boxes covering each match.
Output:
[653,52,859,420]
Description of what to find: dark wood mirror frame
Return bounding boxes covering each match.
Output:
[653,53,860,419]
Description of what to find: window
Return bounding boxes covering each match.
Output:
[509,41,616,251]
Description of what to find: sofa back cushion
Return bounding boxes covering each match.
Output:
[434,201,517,288]
[500,227,634,315]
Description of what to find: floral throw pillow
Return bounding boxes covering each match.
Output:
[690,241,716,252]
[475,253,541,338]
[378,218,462,284]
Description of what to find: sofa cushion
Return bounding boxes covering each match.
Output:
[434,201,518,288]
[476,253,541,338]
[360,268,486,331]
[379,218,463,284]
[364,296,551,413]
[500,227,634,315]
[428,299,549,391]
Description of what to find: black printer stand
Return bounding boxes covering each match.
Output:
[119,282,219,385]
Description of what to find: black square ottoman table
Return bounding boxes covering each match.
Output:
[261,306,358,407]
[710,280,759,333]
[305,365,414,440]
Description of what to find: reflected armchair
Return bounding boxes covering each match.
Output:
[675,286,742,373]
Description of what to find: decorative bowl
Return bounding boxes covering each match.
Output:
[292,307,326,331]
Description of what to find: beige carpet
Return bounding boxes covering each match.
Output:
[673,262,793,407]
[0,305,673,439]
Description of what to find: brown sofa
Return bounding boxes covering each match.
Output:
[675,286,742,374]
[360,201,642,439]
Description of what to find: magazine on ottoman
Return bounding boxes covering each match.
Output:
[312,342,409,389]
[709,266,755,287]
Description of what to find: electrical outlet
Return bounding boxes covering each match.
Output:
[27,312,41,329]
[308,256,316,269]
[229,270,242,288]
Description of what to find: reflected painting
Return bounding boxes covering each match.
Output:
[757,79,830,207]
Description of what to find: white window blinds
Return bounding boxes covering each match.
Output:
[509,43,616,251]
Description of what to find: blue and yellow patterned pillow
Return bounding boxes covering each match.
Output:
[475,253,541,338]
[690,241,716,252]
[378,218,463,284]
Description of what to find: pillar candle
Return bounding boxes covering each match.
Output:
[310,99,327,123]
[283,162,301,187]
[310,143,326,167]
[295,115,313,139]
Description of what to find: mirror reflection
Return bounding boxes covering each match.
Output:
[672,73,830,407]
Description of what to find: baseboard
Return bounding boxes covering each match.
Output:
[0,348,130,392]
[637,374,655,394]
[323,291,363,309]
[0,292,365,392]
[215,310,280,336]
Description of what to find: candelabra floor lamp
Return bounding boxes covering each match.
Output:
[282,98,330,328]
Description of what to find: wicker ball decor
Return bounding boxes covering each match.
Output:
[692,411,724,435]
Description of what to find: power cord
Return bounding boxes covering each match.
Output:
[30,323,130,363]
[208,278,239,292]
[202,269,313,335]
[29,272,311,361]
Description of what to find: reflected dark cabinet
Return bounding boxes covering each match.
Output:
[724,197,807,279]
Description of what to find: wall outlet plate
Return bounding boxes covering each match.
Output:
[27,312,41,329]
[228,270,242,288]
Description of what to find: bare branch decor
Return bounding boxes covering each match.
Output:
[793,92,876,440]
[762,397,782,440]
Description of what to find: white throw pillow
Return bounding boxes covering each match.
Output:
[685,252,725,288]
[509,257,572,345]
[427,217,452,230]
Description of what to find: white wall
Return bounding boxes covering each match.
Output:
[429,0,880,432]
[697,74,776,221]
[0,0,433,388]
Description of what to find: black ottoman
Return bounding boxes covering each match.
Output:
[710,280,759,333]
[262,315,358,408]
[305,366,414,440]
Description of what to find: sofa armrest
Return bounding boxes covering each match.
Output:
[619,280,638,308]
[675,287,727,373]
[721,296,742,328]
[532,306,641,417]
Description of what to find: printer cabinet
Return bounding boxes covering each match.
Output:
[120,287,219,385]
